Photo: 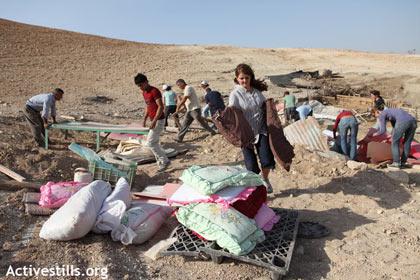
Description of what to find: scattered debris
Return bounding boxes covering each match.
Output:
[346,160,368,171]
[0,164,26,182]
[144,237,178,260]
[316,150,348,161]
[25,203,56,216]
[310,100,343,120]
[84,95,114,103]
[267,70,321,88]
[60,114,77,121]
[0,180,40,191]
[2,241,20,251]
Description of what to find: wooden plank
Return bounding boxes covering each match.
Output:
[0,180,41,191]
[0,164,26,182]
[25,204,55,216]
[60,114,77,121]
[22,192,41,203]
[351,109,368,123]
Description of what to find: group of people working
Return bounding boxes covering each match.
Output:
[23,63,418,195]
[134,74,226,172]
[282,89,417,168]
[136,64,299,192]
[133,64,277,183]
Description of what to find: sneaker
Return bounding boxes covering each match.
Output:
[400,162,412,169]
[264,179,274,194]
[387,162,401,170]
[157,161,171,172]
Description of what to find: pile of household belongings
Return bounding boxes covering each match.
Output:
[275,99,343,123]
[167,165,281,256]
[99,139,179,165]
[357,128,420,164]
[36,164,282,253]
[38,178,172,245]
[308,100,343,121]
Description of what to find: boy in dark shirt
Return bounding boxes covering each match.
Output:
[200,80,225,116]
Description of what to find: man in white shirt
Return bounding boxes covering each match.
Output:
[174,79,216,142]
[24,88,64,147]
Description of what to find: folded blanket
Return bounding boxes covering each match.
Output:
[180,165,264,195]
[231,185,267,218]
[176,203,265,255]
[168,184,256,207]
[254,203,280,231]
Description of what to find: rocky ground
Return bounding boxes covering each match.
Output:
[0,18,419,280]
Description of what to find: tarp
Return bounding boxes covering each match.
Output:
[266,70,319,88]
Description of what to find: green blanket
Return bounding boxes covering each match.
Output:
[176,203,265,255]
[180,165,264,195]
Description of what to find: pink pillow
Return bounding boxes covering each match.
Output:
[39,181,87,208]
[254,204,280,231]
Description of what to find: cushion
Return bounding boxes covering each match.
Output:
[179,165,264,195]
[231,185,267,218]
[254,204,280,231]
[176,203,265,255]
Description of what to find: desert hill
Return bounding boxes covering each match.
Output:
[1,18,419,118]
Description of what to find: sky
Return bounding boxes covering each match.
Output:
[1,0,419,54]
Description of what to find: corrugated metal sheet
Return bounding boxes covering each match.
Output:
[283,117,329,152]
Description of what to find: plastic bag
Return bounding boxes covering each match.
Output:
[39,181,87,209]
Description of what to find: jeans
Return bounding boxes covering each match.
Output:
[241,134,275,174]
[391,120,417,164]
[23,105,45,146]
[202,104,211,118]
[177,108,216,141]
[164,105,177,127]
[145,119,169,166]
[338,117,358,160]
[285,107,296,122]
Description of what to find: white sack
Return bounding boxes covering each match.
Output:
[39,180,111,241]
[111,203,172,245]
[92,177,132,234]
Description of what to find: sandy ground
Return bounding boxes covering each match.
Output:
[0,19,420,280]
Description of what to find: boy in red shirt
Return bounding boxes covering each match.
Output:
[134,73,170,172]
